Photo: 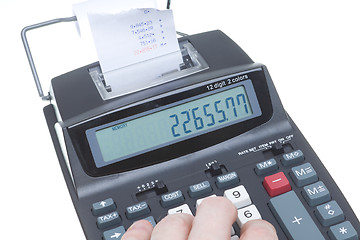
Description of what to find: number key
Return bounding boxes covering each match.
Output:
[168,204,193,216]
[237,205,262,228]
[224,185,251,209]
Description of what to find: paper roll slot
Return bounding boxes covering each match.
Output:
[88,41,209,100]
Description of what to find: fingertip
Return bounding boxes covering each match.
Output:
[155,213,194,230]
[122,219,153,240]
[151,213,194,240]
[188,197,237,240]
[240,220,278,240]
[197,196,238,222]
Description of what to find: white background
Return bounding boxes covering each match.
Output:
[1,0,359,239]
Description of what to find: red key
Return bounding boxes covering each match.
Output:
[263,172,291,197]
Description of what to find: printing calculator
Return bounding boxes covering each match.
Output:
[22,28,359,240]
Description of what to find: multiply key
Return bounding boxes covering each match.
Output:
[328,221,358,240]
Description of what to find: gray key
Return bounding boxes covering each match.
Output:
[290,163,318,187]
[189,181,212,198]
[216,172,240,189]
[329,221,358,240]
[92,198,116,216]
[315,201,344,227]
[282,150,304,166]
[103,226,126,240]
[161,190,185,207]
[126,202,150,219]
[97,211,121,230]
[255,158,278,175]
[302,181,331,207]
[269,191,325,240]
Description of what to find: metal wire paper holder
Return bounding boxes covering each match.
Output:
[21,16,77,101]
[21,16,209,101]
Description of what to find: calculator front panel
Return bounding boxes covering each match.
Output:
[46,65,360,240]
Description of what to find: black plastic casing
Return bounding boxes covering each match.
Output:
[44,30,359,240]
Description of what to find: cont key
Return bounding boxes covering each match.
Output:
[269,191,325,240]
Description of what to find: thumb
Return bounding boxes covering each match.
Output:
[239,220,278,240]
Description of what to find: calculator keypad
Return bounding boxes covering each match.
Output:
[90,148,358,240]
[265,149,358,240]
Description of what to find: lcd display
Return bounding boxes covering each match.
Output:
[93,84,258,165]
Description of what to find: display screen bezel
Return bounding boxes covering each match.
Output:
[86,80,261,168]
[68,68,273,177]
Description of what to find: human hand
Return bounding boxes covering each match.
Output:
[121,196,278,240]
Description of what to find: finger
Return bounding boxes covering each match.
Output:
[188,196,237,240]
[239,219,278,240]
[122,220,153,240]
[151,213,194,240]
